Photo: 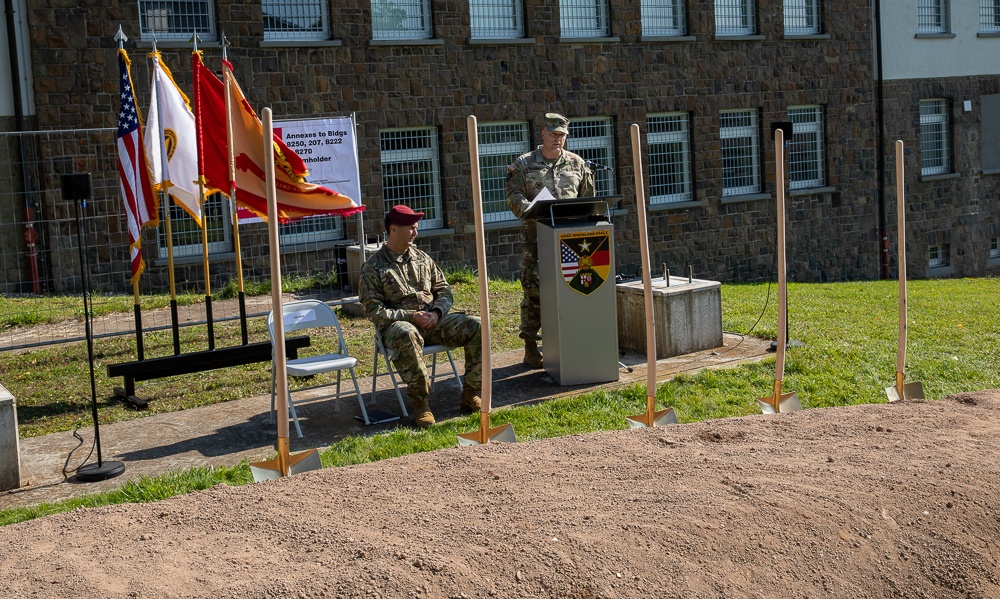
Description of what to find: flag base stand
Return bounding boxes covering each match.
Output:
[76,460,126,482]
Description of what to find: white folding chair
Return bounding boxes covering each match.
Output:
[371,327,462,409]
[268,299,370,437]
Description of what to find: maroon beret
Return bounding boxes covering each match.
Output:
[387,204,424,226]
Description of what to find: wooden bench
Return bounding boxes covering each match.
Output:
[107,336,310,408]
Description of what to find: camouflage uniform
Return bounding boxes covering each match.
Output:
[505,146,595,340]
[358,244,481,402]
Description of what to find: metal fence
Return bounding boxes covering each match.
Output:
[0,128,360,352]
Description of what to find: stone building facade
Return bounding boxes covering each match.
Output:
[1,1,994,295]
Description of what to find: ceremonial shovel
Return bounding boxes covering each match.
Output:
[757,127,801,415]
[251,108,322,480]
[625,124,677,428]
[885,140,924,402]
[458,115,516,446]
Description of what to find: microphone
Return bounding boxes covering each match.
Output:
[585,159,613,172]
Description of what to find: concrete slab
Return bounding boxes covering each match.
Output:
[0,334,770,511]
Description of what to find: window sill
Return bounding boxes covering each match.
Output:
[978,32,1000,38]
[558,36,621,44]
[789,185,836,197]
[925,265,954,278]
[920,172,961,182]
[260,39,343,48]
[721,192,771,205]
[370,38,445,47]
[641,35,696,43]
[713,34,766,42]
[483,219,520,231]
[469,37,536,45]
[982,167,1000,175]
[648,200,702,212]
[784,33,830,40]
[987,256,1000,268]
[914,33,956,39]
[140,39,220,49]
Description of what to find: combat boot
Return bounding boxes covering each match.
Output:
[459,387,481,413]
[412,396,435,428]
[523,340,543,369]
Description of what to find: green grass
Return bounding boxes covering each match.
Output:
[0,276,997,527]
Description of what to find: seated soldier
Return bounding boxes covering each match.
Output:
[358,205,482,427]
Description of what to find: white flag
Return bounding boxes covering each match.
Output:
[145,52,202,226]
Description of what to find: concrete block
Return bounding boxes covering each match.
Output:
[0,383,21,491]
[616,277,723,359]
[345,243,382,293]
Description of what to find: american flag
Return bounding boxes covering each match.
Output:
[561,241,579,281]
[116,49,158,285]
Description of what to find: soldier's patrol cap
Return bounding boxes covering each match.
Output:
[543,113,570,134]
[387,204,424,226]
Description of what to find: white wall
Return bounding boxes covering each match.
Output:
[0,0,34,118]
[880,1,1000,80]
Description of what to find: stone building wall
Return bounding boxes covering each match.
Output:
[15,0,991,292]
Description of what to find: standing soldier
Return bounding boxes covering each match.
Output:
[505,112,595,368]
[359,205,482,427]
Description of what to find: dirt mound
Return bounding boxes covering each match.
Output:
[1,390,999,598]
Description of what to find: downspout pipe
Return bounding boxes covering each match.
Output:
[4,0,40,294]
[875,0,890,280]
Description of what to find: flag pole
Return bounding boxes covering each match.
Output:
[192,33,215,351]
[221,32,248,345]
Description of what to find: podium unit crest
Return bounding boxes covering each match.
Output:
[559,230,611,296]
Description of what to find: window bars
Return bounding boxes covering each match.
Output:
[919,99,950,176]
[981,0,1000,33]
[477,122,529,222]
[991,237,1000,258]
[371,0,433,40]
[720,109,760,196]
[916,0,949,34]
[641,0,687,37]
[568,117,617,196]
[715,0,756,36]
[263,0,330,41]
[379,128,443,229]
[560,0,610,38]
[138,0,216,41]
[470,0,524,39]
[788,105,825,189]
[647,113,692,204]
[784,0,820,35]
[928,244,948,268]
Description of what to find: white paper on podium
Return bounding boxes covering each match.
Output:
[523,186,555,215]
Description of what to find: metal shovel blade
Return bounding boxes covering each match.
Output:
[757,391,801,415]
[885,381,925,402]
[627,407,679,429]
[250,448,322,482]
[457,422,516,446]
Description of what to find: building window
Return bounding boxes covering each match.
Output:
[715,0,756,36]
[982,0,1000,33]
[720,109,760,196]
[263,0,330,41]
[568,117,617,196]
[917,0,949,34]
[138,1,216,41]
[991,237,999,258]
[371,0,432,40]
[788,105,825,189]
[560,0,610,38]
[919,99,950,176]
[647,112,692,204]
[641,0,687,36]
[477,122,529,223]
[928,244,949,268]
[379,128,443,229]
[470,0,524,39]
[278,216,344,245]
[157,194,230,258]
[784,0,820,35]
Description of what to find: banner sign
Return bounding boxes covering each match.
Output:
[559,230,611,296]
[237,116,361,223]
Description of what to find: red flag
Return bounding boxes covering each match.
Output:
[116,49,159,284]
[192,53,363,222]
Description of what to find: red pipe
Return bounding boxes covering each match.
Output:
[23,206,40,294]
